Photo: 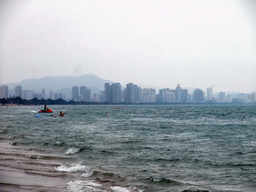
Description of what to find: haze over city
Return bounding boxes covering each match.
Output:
[1,0,256,93]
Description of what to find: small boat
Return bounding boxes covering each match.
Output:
[38,109,53,113]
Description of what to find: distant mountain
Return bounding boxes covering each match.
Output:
[6,74,113,93]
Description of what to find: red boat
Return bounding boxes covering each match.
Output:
[38,109,53,113]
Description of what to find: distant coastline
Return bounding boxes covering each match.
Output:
[0,98,253,106]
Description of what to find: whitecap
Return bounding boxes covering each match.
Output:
[82,170,94,177]
[111,186,130,192]
[31,110,37,113]
[65,147,80,155]
[55,163,88,172]
[111,186,144,192]
[67,180,103,192]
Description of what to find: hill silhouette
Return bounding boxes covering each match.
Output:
[6,74,113,93]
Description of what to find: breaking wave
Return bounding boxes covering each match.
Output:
[55,163,88,172]
[65,147,80,155]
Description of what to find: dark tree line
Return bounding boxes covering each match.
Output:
[0,97,108,106]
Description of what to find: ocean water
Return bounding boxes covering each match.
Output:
[0,105,256,192]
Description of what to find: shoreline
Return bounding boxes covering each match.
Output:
[0,139,70,192]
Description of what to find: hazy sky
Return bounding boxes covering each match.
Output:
[1,0,256,92]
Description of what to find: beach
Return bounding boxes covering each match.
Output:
[1,105,256,191]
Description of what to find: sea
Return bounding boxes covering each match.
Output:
[0,104,256,192]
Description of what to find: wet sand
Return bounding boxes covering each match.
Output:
[0,139,72,192]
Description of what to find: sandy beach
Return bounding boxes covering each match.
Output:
[0,139,71,192]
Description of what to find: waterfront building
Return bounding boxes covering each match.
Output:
[41,89,46,99]
[164,92,171,103]
[207,87,213,101]
[59,93,64,100]
[188,94,192,101]
[22,90,34,100]
[105,83,113,103]
[49,89,54,100]
[54,92,59,100]
[125,83,135,103]
[141,88,156,103]
[77,94,83,102]
[93,93,101,102]
[219,92,225,102]
[15,85,22,98]
[100,93,106,102]
[112,83,121,103]
[182,89,188,102]
[72,86,79,101]
[134,85,138,103]
[158,88,170,103]
[175,84,182,102]
[194,89,204,102]
[80,86,91,102]
[104,83,121,103]
[0,85,9,99]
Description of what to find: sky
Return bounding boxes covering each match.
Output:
[1,0,256,93]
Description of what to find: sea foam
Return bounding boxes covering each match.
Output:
[111,186,144,192]
[65,147,80,155]
[67,180,102,192]
[55,163,87,172]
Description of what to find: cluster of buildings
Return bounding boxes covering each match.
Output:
[1,83,256,104]
[71,86,91,102]
[0,85,65,100]
[103,83,207,103]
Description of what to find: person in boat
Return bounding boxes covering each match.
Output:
[59,111,64,117]
[43,105,48,112]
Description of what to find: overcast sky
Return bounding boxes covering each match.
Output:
[1,0,256,92]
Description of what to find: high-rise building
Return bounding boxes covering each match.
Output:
[182,89,188,102]
[136,87,142,103]
[125,83,135,103]
[194,89,204,102]
[158,89,165,103]
[22,90,34,100]
[105,83,113,103]
[59,93,64,100]
[141,88,156,103]
[100,93,106,102]
[134,85,138,103]
[0,85,8,99]
[112,83,121,103]
[41,89,46,99]
[207,87,213,101]
[219,92,225,102]
[80,86,91,102]
[15,85,22,98]
[175,84,182,102]
[93,93,101,102]
[54,93,59,100]
[49,89,54,100]
[72,86,79,101]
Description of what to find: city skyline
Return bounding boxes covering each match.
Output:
[0,73,254,94]
[1,81,256,104]
[1,0,256,93]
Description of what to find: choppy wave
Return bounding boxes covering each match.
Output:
[111,186,144,192]
[55,163,88,172]
[65,147,80,155]
[67,180,143,192]
[2,105,256,192]
[82,171,94,177]
[67,180,102,192]
[147,177,181,185]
